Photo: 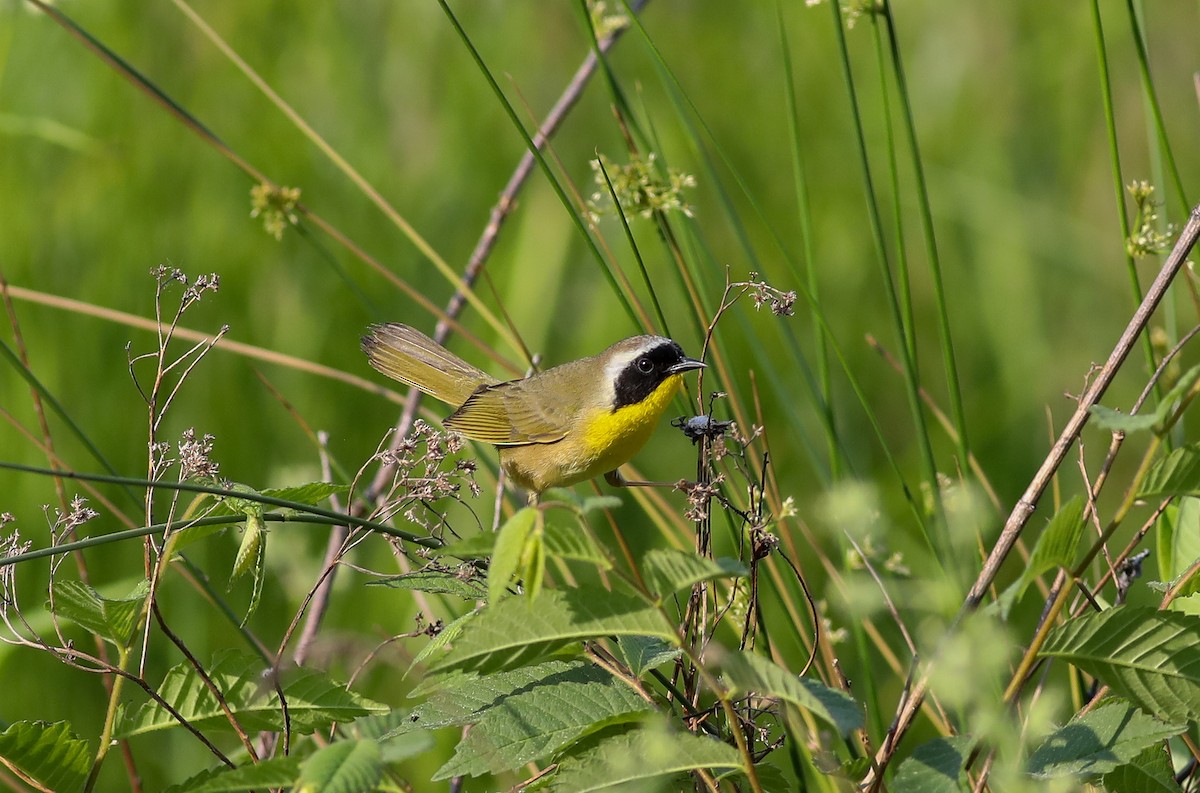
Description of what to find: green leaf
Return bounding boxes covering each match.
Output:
[1088,405,1161,433]
[1101,744,1181,793]
[1007,496,1086,606]
[1090,363,1200,434]
[548,724,743,792]
[440,530,497,559]
[431,660,653,779]
[115,650,387,738]
[163,756,301,793]
[717,649,862,736]
[0,721,90,793]
[1158,497,1200,586]
[207,481,347,517]
[1040,606,1200,722]
[543,522,612,569]
[344,711,435,764]
[229,510,267,626]
[295,739,382,793]
[524,519,546,603]
[616,635,681,678]
[406,609,477,675]
[1026,701,1183,779]
[720,761,796,793]
[262,481,348,510]
[430,588,676,675]
[371,567,487,600]
[230,510,265,583]
[577,495,623,514]
[641,548,747,598]
[489,507,539,603]
[48,578,149,646]
[1138,444,1200,500]
[891,736,973,793]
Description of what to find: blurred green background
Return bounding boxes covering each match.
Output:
[2,0,1198,788]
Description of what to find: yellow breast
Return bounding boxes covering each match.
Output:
[496,374,684,494]
[581,373,683,469]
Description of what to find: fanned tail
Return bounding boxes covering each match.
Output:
[361,323,496,406]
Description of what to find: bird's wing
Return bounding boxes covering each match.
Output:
[444,378,573,445]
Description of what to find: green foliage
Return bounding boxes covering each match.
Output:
[1100,744,1181,793]
[641,547,747,599]
[294,739,383,793]
[891,736,973,793]
[48,578,149,646]
[1089,363,1200,434]
[3,0,1200,789]
[0,721,91,793]
[1041,606,1200,722]
[422,660,654,779]
[717,649,862,737]
[164,757,301,793]
[546,722,743,792]
[371,566,488,600]
[1026,701,1183,779]
[115,650,388,738]
[995,496,1086,616]
[1138,444,1200,500]
[428,587,676,675]
[488,506,541,603]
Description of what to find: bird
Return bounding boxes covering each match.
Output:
[361,323,705,498]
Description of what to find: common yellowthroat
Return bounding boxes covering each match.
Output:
[362,323,705,496]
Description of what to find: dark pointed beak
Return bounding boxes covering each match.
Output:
[667,357,706,375]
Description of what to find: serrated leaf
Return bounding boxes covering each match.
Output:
[543,522,612,569]
[0,721,90,793]
[1011,496,1085,603]
[440,530,497,560]
[1101,744,1181,793]
[296,739,382,793]
[490,507,539,603]
[1089,405,1162,433]
[891,736,973,793]
[115,650,387,738]
[431,660,653,779]
[641,548,747,598]
[1041,606,1200,722]
[718,649,862,736]
[207,481,347,518]
[406,609,477,676]
[1090,364,1200,435]
[1138,444,1200,500]
[430,588,676,675]
[548,724,743,792]
[616,635,681,678]
[163,756,301,793]
[1027,701,1183,779]
[48,578,149,646]
[371,567,487,600]
[263,481,348,510]
[344,711,435,764]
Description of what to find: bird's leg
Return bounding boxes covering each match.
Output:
[604,470,690,490]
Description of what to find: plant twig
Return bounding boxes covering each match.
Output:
[864,204,1200,787]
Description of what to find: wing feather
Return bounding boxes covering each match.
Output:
[362,323,496,406]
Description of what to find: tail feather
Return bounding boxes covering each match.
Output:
[361,323,496,406]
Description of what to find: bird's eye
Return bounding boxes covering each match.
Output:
[637,356,654,374]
